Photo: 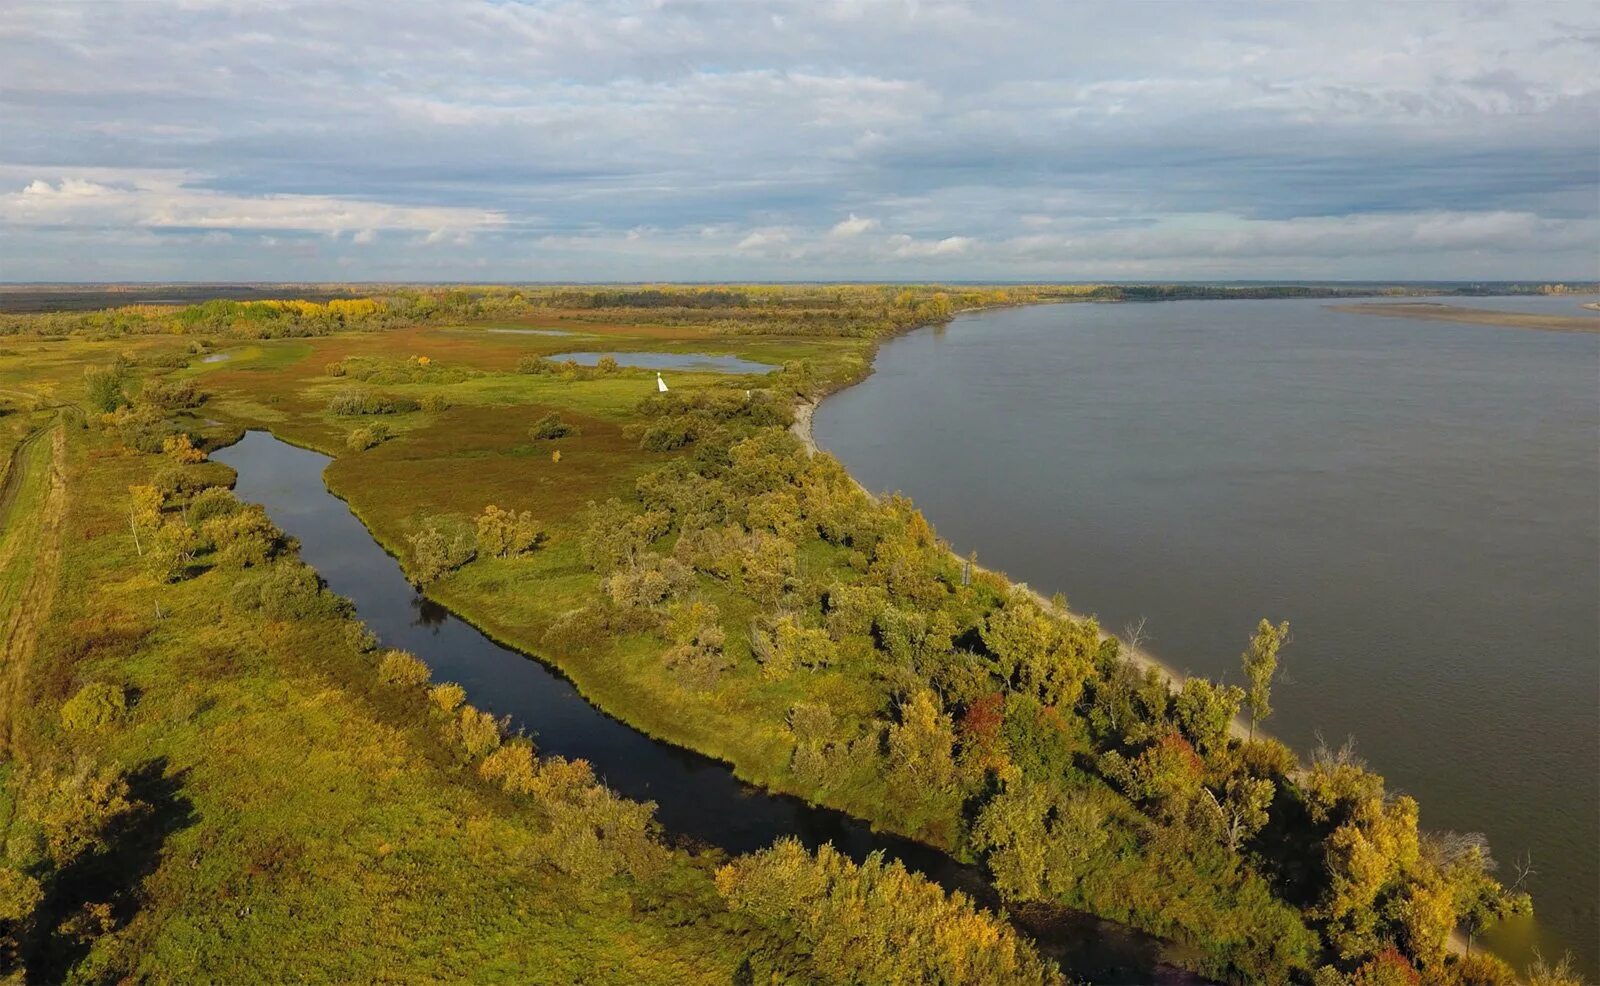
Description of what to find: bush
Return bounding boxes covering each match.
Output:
[479,739,541,795]
[378,650,431,688]
[449,705,504,760]
[327,387,419,415]
[140,378,203,410]
[202,503,283,568]
[187,486,239,524]
[346,423,392,451]
[405,519,477,584]
[60,682,129,732]
[528,412,579,440]
[244,563,344,621]
[428,682,466,715]
[715,839,1060,986]
[419,393,450,412]
[83,365,128,413]
[474,505,544,558]
[602,554,694,609]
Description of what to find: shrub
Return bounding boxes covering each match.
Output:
[405,519,476,584]
[474,505,544,558]
[343,622,379,653]
[480,739,540,795]
[325,360,348,377]
[187,486,239,524]
[428,682,466,715]
[60,682,129,732]
[346,423,392,451]
[26,760,143,864]
[83,365,128,413]
[663,600,730,689]
[715,839,1060,986]
[327,388,419,415]
[140,378,203,410]
[602,554,695,609]
[528,412,579,440]
[234,562,344,621]
[147,519,202,582]
[378,649,431,688]
[450,705,504,760]
[0,867,43,927]
[202,503,283,568]
[419,393,450,412]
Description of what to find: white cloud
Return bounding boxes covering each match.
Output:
[1,171,506,237]
[830,213,879,237]
[735,229,790,252]
[889,234,973,257]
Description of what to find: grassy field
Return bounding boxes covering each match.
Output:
[0,289,1061,983]
[0,285,1551,986]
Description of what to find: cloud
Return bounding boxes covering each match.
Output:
[735,229,790,252]
[889,234,973,258]
[1,171,506,238]
[0,0,1594,279]
[830,213,879,237]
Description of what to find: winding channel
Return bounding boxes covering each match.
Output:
[214,429,1204,985]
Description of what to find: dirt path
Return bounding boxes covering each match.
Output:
[0,424,67,756]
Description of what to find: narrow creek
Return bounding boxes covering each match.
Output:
[213,429,1203,984]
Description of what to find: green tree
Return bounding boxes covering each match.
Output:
[1240,619,1290,741]
[83,365,128,413]
[886,689,957,797]
[1173,677,1244,757]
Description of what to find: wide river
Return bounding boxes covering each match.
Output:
[814,296,1600,975]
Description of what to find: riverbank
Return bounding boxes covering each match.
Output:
[807,298,1595,972]
[792,359,1252,745]
[1329,301,1598,333]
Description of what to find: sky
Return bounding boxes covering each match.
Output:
[1,0,1596,282]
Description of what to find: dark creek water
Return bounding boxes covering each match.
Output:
[814,297,1600,976]
[212,430,1201,985]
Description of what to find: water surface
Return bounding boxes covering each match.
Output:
[213,430,1199,984]
[814,297,1600,975]
[553,351,776,374]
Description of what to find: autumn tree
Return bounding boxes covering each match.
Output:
[886,689,957,799]
[1173,677,1244,757]
[715,838,1061,986]
[405,519,476,584]
[1241,618,1290,740]
[474,505,544,558]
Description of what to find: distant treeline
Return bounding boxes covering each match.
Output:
[4,282,1594,341]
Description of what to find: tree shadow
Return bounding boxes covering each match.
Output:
[22,757,196,984]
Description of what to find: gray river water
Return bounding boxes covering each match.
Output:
[814,296,1600,975]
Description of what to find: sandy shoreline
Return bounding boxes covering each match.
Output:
[1329,301,1599,334]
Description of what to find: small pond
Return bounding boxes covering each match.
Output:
[553,351,777,374]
